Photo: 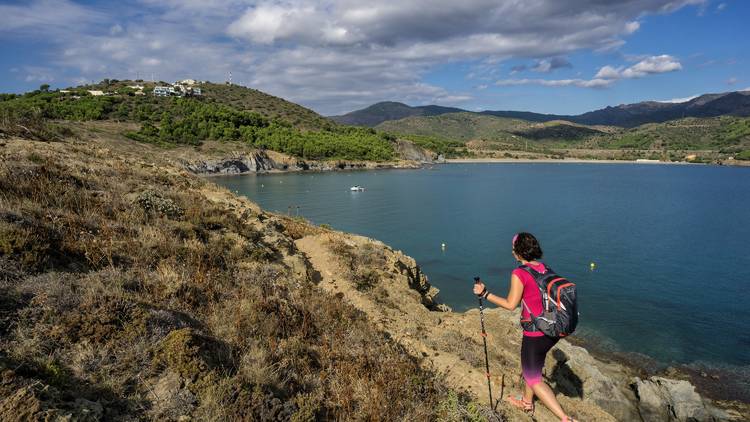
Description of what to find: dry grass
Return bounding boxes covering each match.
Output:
[0,137,478,421]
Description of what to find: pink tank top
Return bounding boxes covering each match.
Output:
[513,262,547,337]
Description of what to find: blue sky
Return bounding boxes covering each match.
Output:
[0,0,747,115]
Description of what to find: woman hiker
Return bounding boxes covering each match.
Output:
[472,232,577,422]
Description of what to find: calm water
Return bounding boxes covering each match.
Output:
[214,163,750,372]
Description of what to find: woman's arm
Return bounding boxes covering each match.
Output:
[475,274,524,311]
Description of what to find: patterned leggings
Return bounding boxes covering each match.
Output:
[521,335,559,387]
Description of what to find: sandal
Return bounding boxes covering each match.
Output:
[505,395,534,414]
[562,417,578,422]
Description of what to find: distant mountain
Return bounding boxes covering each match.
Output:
[335,90,750,128]
[330,101,466,126]
[570,91,750,127]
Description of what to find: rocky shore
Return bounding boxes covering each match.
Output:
[181,139,435,176]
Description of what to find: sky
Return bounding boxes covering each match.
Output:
[0,0,747,115]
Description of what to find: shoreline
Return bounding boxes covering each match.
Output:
[565,329,750,403]
[445,157,700,165]
[198,161,423,177]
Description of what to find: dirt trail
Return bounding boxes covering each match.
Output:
[295,233,616,422]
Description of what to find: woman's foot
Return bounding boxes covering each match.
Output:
[505,395,534,414]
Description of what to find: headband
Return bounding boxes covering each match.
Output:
[512,233,519,247]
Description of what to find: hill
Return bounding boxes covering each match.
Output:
[200,83,335,131]
[374,109,750,162]
[0,82,401,162]
[587,116,750,152]
[338,90,750,129]
[375,112,609,148]
[330,101,466,126]
[67,79,335,131]
[571,91,750,127]
[0,135,485,420]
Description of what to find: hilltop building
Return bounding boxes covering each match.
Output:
[153,83,202,97]
[153,86,174,97]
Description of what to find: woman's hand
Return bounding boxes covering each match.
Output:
[473,281,486,296]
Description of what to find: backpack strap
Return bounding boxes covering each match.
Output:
[520,299,538,332]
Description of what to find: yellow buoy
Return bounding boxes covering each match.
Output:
[441,242,446,250]
[590,262,596,271]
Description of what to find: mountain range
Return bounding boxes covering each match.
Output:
[330,90,750,128]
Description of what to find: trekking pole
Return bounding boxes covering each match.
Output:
[474,276,494,409]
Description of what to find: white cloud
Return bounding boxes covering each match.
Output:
[621,55,682,77]
[502,54,681,90]
[22,66,55,83]
[727,77,738,85]
[624,21,641,34]
[0,0,104,35]
[495,78,613,88]
[594,65,623,79]
[595,55,682,80]
[0,0,706,114]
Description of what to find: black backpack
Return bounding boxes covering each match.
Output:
[519,264,578,337]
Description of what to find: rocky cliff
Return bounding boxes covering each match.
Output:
[180,142,429,175]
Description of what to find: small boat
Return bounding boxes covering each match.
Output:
[350,185,365,192]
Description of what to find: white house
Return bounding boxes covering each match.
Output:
[153,86,172,96]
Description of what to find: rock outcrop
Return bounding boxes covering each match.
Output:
[395,139,435,162]
[182,150,423,175]
[182,151,278,174]
[634,377,729,421]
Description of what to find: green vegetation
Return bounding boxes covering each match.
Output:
[590,116,750,151]
[0,139,478,420]
[0,85,396,161]
[376,112,530,144]
[200,83,334,131]
[736,150,750,160]
[375,110,750,161]
[396,133,467,157]
[123,99,394,160]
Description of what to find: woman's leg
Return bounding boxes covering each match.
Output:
[520,336,569,420]
[531,381,566,419]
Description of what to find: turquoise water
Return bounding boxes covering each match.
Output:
[213,164,750,373]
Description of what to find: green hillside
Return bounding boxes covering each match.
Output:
[200,83,335,131]
[376,112,531,143]
[587,116,750,152]
[374,110,750,160]
[376,112,608,149]
[0,83,396,161]
[54,79,334,131]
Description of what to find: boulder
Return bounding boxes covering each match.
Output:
[184,151,278,174]
[634,376,729,421]
[550,342,641,421]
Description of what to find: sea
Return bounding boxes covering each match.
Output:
[213,162,750,400]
